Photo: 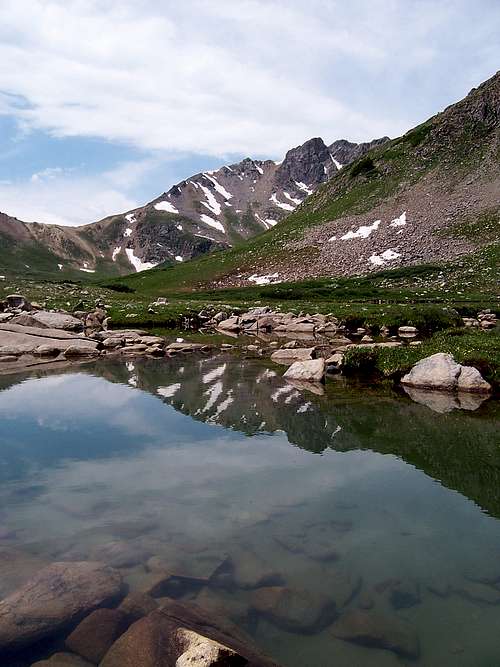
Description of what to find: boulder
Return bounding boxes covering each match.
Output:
[331,609,419,659]
[118,592,158,624]
[0,561,123,653]
[456,365,492,393]
[0,313,13,323]
[283,358,325,382]
[270,347,315,364]
[251,586,336,634]
[401,353,491,393]
[65,608,129,664]
[5,294,31,310]
[217,316,241,332]
[29,311,84,331]
[398,326,418,335]
[10,313,50,328]
[100,601,279,667]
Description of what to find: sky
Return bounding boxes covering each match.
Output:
[0,0,498,227]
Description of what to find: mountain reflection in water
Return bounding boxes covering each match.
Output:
[0,355,499,667]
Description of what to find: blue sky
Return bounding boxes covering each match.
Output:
[0,0,499,226]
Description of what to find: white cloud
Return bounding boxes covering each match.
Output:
[0,1,498,225]
[0,168,137,226]
[0,0,471,158]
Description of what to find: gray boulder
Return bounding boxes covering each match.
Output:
[401,353,491,393]
[270,347,315,364]
[0,561,123,653]
[30,311,84,331]
[283,358,325,382]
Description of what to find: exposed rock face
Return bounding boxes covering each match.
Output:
[331,609,420,659]
[0,135,386,278]
[100,600,280,667]
[401,353,491,393]
[251,586,336,634]
[0,561,123,653]
[283,358,325,382]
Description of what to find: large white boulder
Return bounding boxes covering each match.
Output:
[283,358,325,382]
[402,353,491,393]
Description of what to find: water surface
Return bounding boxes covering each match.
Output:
[0,355,499,666]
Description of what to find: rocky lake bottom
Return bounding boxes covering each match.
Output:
[0,354,499,666]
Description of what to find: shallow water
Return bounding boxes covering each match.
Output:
[0,355,499,666]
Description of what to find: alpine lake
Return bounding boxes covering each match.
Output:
[0,352,499,666]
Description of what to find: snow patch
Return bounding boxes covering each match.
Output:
[125,213,136,223]
[297,402,312,413]
[158,383,181,398]
[248,273,281,285]
[265,218,278,227]
[176,224,183,231]
[295,181,313,195]
[283,191,302,205]
[154,200,179,214]
[390,211,407,227]
[369,249,401,266]
[270,193,294,211]
[341,220,381,240]
[112,246,121,261]
[80,267,95,273]
[203,173,233,200]
[199,184,222,216]
[200,214,225,233]
[175,256,183,262]
[330,154,343,170]
[254,163,264,175]
[125,248,158,272]
[57,264,63,270]
[124,227,133,237]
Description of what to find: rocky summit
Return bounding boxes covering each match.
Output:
[0,136,386,280]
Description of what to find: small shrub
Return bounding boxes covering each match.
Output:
[350,156,376,178]
[343,347,379,374]
[100,282,135,293]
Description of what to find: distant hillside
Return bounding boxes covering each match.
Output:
[118,70,499,293]
[0,137,387,279]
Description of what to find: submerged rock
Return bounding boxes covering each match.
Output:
[331,609,419,659]
[251,586,336,634]
[101,601,279,667]
[65,608,129,664]
[0,561,123,653]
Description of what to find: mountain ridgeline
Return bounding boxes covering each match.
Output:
[0,137,387,280]
[115,69,500,293]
